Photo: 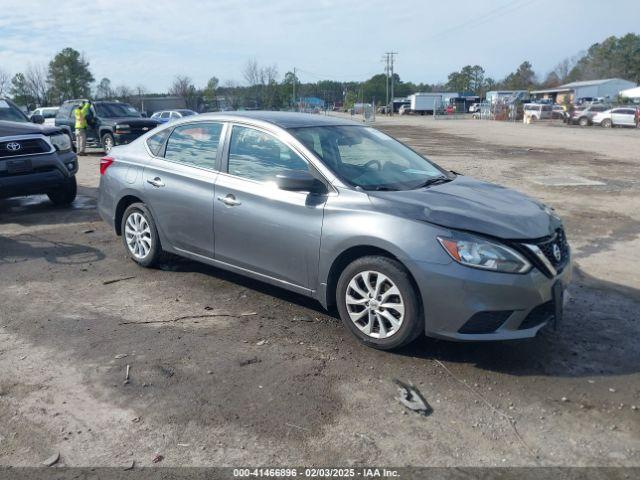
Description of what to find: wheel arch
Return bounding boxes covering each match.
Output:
[114,195,144,236]
[99,127,114,138]
[323,245,421,311]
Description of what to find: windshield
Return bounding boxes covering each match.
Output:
[0,99,29,122]
[94,103,141,118]
[177,110,196,116]
[288,125,447,190]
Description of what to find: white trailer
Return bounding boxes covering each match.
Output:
[408,93,443,114]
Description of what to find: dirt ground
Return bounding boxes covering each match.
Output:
[0,116,639,468]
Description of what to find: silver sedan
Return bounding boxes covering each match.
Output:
[98,112,571,350]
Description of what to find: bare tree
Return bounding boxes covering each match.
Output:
[96,78,114,99]
[0,68,11,96]
[114,85,133,103]
[552,54,580,83]
[242,60,279,109]
[243,60,261,86]
[24,64,49,106]
[169,76,198,109]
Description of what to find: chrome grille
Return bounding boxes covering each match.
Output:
[0,138,49,158]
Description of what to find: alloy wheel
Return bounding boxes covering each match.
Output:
[124,211,152,260]
[345,270,405,339]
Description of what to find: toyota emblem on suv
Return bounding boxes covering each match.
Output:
[553,243,562,262]
[6,142,22,152]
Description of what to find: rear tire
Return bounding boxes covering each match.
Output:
[336,256,423,350]
[47,177,77,206]
[121,203,162,268]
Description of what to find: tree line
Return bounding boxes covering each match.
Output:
[1,34,638,112]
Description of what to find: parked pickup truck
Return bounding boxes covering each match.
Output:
[55,100,160,152]
[0,97,78,205]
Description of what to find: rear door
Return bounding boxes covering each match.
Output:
[143,122,225,258]
[213,124,327,289]
[618,108,636,126]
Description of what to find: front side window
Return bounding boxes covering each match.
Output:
[288,125,445,190]
[227,125,308,182]
[164,122,222,170]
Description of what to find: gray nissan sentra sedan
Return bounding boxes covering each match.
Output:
[97,112,571,350]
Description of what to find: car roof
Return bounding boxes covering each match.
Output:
[193,111,362,128]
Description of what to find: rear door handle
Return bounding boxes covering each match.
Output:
[147,177,165,188]
[217,194,241,206]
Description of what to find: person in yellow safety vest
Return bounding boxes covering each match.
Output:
[74,101,91,154]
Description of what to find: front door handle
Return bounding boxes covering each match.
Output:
[147,177,165,188]
[217,194,241,207]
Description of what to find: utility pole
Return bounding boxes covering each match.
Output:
[383,53,390,115]
[385,52,398,116]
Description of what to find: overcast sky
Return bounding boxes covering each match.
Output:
[1,0,639,92]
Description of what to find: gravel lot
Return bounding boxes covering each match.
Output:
[1,116,639,467]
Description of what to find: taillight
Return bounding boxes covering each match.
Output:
[100,156,114,175]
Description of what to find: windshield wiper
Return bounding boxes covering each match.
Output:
[412,176,451,189]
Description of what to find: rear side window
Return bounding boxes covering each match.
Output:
[146,129,171,156]
[164,122,222,170]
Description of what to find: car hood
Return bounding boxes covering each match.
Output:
[367,176,561,240]
[0,120,63,137]
[100,117,160,126]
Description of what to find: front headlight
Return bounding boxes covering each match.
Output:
[49,133,72,152]
[437,233,531,274]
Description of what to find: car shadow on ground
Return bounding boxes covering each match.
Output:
[0,233,105,265]
[156,254,330,314]
[162,254,640,379]
[0,187,99,226]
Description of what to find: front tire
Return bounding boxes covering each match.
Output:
[336,256,423,350]
[121,203,162,267]
[578,117,589,127]
[601,119,612,128]
[101,132,115,153]
[47,177,77,206]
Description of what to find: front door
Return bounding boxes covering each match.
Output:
[143,122,224,258]
[213,124,326,290]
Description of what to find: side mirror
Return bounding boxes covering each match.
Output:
[276,171,326,194]
[31,114,45,124]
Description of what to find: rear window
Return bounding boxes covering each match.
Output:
[42,108,58,118]
[57,104,75,118]
[0,99,28,122]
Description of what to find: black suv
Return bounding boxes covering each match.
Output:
[0,97,78,205]
[55,100,160,152]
